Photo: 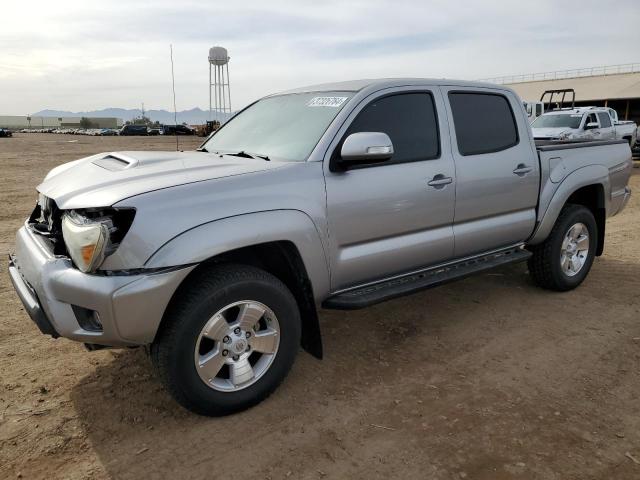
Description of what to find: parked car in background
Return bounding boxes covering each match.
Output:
[163,124,196,135]
[147,127,162,136]
[119,125,149,136]
[9,78,632,416]
[532,107,636,146]
[523,100,544,122]
[0,128,12,137]
[99,128,119,136]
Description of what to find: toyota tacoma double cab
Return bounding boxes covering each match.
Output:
[9,79,632,416]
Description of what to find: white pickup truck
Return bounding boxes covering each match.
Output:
[532,106,637,147]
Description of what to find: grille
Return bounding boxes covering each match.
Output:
[29,195,66,255]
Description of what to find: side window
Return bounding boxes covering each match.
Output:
[597,112,612,128]
[448,92,518,156]
[345,93,439,164]
[536,104,543,116]
[586,113,598,126]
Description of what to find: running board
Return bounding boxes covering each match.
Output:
[322,247,532,310]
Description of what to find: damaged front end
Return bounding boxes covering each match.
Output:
[10,194,193,347]
[28,194,136,273]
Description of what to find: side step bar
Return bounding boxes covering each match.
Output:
[322,246,532,310]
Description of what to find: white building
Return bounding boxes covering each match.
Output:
[0,116,123,130]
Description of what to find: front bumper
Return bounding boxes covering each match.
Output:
[9,223,195,347]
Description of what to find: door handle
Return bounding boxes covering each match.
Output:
[427,174,453,188]
[513,164,533,176]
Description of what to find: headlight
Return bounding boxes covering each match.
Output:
[61,212,112,273]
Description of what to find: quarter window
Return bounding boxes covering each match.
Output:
[597,112,612,128]
[448,92,519,156]
[345,93,440,164]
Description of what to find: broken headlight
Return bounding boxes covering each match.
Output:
[61,209,135,273]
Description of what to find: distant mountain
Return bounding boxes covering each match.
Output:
[33,107,233,125]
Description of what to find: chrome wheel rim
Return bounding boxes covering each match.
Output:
[194,300,280,392]
[560,222,590,277]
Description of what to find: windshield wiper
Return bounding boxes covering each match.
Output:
[196,147,209,152]
[229,150,254,159]
[228,151,270,161]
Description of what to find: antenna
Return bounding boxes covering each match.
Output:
[170,44,179,151]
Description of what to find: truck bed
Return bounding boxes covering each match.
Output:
[534,138,628,150]
[532,138,632,246]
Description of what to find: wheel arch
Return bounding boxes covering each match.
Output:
[564,184,606,255]
[529,166,610,254]
[147,211,330,359]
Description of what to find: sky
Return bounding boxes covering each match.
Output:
[1,0,639,115]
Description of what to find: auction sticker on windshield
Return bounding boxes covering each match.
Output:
[307,96,348,107]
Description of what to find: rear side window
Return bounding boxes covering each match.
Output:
[597,112,612,128]
[345,93,439,164]
[448,92,518,156]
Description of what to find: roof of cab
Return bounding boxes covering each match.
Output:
[273,78,515,96]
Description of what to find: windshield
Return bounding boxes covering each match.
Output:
[532,113,582,129]
[203,91,354,161]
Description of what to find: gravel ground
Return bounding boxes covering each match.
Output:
[1,133,639,480]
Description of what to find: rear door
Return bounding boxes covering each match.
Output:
[596,112,615,140]
[324,88,456,290]
[441,87,539,257]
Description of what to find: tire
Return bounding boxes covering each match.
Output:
[528,204,598,291]
[150,264,301,416]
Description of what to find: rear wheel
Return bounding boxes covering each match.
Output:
[151,264,301,416]
[528,204,597,291]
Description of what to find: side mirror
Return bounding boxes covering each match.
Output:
[334,132,394,170]
[584,122,598,130]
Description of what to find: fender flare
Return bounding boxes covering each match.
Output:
[144,209,331,303]
[529,165,610,245]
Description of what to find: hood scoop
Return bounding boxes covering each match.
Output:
[92,153,139,171]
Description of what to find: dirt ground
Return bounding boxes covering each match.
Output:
[0,133,639,480]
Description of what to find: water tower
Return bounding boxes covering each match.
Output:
[208,46,232,123]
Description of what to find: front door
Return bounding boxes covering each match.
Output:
[324,88,456,291]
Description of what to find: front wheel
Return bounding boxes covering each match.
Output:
[151,264,301,416]
[528,204,598,291]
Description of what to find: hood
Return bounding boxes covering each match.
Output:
[531,127,574,138]
[38,150,289,209]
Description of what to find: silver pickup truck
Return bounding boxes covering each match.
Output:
[9,79,632,416]
[532,106,638,147]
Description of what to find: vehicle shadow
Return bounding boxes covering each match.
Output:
[69,256,637,479]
